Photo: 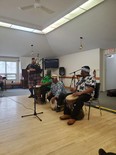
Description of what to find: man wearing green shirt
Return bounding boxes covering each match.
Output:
[40,70,52,103]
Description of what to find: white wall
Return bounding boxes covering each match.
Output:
[106,54,116,90]
[20,57,31,69]
[57,49,100,87]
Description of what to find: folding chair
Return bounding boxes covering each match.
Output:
[84,83,102,120]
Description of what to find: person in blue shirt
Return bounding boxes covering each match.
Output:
[47,74,67,112]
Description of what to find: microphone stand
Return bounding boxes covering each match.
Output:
[70,69,81,87]
[21,81,43,121]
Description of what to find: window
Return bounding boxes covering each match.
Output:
[0,61,17,80]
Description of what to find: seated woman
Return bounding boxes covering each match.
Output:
[39,70,52,103]
[47,74,67,112]
[60,66,96,125]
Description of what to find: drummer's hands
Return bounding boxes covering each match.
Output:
[51,97,57,102]
[47,91,51,97]
[72,92,83,96]
[70,87,76,92]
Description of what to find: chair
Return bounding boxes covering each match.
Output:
[84,83,102,120]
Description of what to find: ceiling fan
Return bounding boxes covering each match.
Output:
[18,0,54,14]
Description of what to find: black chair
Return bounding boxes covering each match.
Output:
[84,83,102,120]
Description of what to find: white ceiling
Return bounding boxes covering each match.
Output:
[0,0,116,58]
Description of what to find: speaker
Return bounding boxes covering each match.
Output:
[59,67,65,76]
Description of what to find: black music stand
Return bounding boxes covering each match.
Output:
[21,85,43,121]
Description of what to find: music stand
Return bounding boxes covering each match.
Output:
[21,85,43,121]
[70,69,81,87]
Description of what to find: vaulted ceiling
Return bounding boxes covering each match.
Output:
[0,0,116,58]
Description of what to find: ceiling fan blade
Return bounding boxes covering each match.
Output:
[41,6,54,14]
[19,5,34,11]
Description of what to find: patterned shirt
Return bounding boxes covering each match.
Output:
[76,75,96,95]
[51,81,67,98]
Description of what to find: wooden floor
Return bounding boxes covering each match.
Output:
[0,96,116,155]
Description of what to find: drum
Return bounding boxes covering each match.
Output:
[34,85,41,98]
[66,94,78,105]
[50,99,57,110]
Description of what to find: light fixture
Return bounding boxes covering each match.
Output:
[42,0,104,33]
[79,37,83,49]
[0,21,43,34]
[11,25,34,32]
[0,0,104,34]
[0,21,12,27]
[31,44,34,56]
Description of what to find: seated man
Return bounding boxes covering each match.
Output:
[60,66,96,125]
[47,74,67,112]
[0,75,4,91]
[40,70,52,103]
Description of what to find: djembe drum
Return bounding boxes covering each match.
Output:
[66,94,84,120]
[50,99,57,110]
[66,94,78,105]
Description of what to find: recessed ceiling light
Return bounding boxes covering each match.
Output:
[0,22,11,27]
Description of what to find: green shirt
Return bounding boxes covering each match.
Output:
[41,75,52,88]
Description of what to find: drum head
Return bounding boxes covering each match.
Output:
[66,94,78,104]
[50,99,57,110]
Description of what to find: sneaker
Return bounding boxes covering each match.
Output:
[67,119,76,125]
[60,115,71,120]
[28,95,34,98]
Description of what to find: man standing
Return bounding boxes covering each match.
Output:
[26,58,42,98]
[60,66,96,125]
